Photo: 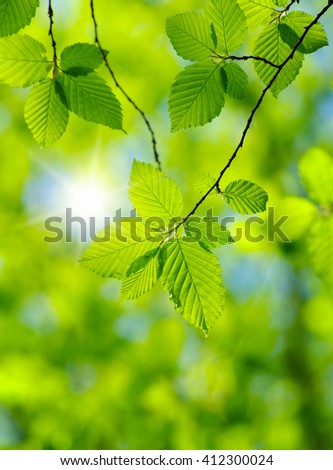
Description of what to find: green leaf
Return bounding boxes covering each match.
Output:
[0,34,50,87]
[80,221,161,279]
[121,248,164,300]
[308,216,333,284]
[273,0,288,6]
[253,23,303,97]
[193,172,216,194]
[184,217,234,249]
[24,78,69,147]
[279,11,328,54]
[238,0,277,28]
[0,0,39,37]
[299,148,333,207]
[168,61,225,131]
[166,12,214,62]
[224,179,268,214]
[275,196,317,240]
[59,71,123,130]
[60,43,105,71]
[129,160,183,221]
[207,0,247,54]
[222,62,248,99]
[161,238,225,334]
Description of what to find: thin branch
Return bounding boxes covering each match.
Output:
[47,0,57,78]
[285,0,300,13]
[179,0,333,227]
[89,0,162,171]
[227,55,279,68]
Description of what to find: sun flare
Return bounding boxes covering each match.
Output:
[65,178,111,221]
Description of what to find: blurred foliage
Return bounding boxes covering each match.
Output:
[0,0,333,450]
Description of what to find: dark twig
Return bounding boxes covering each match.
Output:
[48,0,57,78]
[179,0,333,227]
[285,0,300,13]
[89,0,161,171]
[227,55,279,68]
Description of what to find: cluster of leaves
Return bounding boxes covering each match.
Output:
[277,148,333,286]
[0,0,122,146]
[166,0,328,131]
[81,160,268,334]
[1,0,331,335]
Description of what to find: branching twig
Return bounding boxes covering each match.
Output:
[179,0,333,228]
[226,55,279,68]
[48,0,57,78]
[285,0,300,14]
[89,0,161,171]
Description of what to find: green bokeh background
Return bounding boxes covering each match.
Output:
[0,0,333,450]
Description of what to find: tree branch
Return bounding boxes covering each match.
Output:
[285,0,300,14]
[48,0,57,78]
[179,0,333,227]
[225,55,279,68]
[89,0,162,171]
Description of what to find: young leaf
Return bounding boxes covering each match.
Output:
[0,0,39,37]
[224,180,268,214]
[308,216,333,284]
[60,43,105,71]
[166,12,214,62]
[253,23,304,97]
[299,148,333,206]
[59,71,123,130]
[129,160,183,221]
[168,61,225,132]
[279,11,328,54]
[24,78,69,147]
[0,34,50,87]
[207,0,247,54]
[184,217,234,249]
[161,238,225,334]
[275,196,317,240]
[121,248,163,300]
[238,0,277,28]
[193,173,216,194]
[273,0,288,6]
[80,221,161,279]
[222,62,248,99]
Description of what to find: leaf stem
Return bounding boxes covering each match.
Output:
[89,0,162,171]
[215,53,279,68]
[48,0,58,78]
[179,0,333,228]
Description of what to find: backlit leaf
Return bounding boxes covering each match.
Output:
[129,160,183,221]
[299,148,333,206]
[193,173,216,194]
[279,11,328,54]
[207,0,247,54]
[184,217,234,249]
[59,71,123,130]
[161,238,225,334]
[166,12,214,62]
[81,222,161,279]
[222,62,248,99]
[0,0,39,37]
[169,61,225,131]
[253,23,304,97]
[0,34,50,87]
[238,0,277,27]
[121,248,164,300]
[24,78,69,147]
[224,179,268,214]
[60,43,105,71]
